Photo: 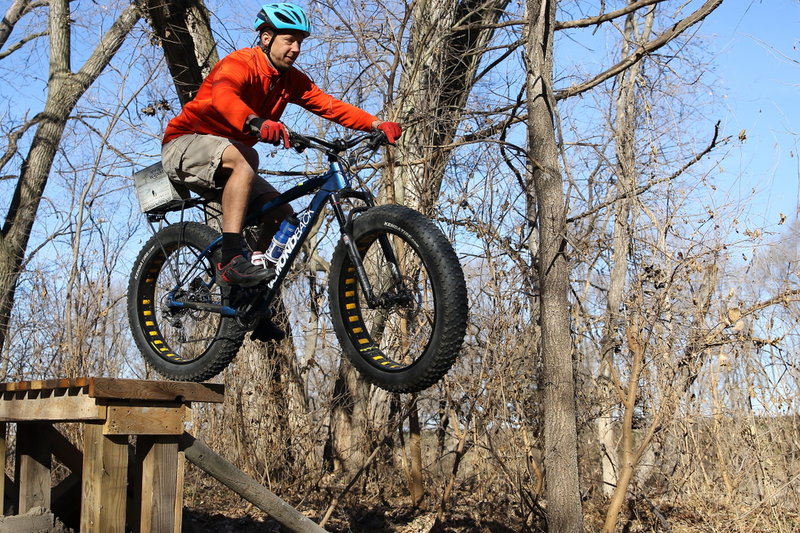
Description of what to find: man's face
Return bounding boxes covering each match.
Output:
[262,30,305,71]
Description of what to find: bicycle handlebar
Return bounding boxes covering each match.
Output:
[288,130,388,155]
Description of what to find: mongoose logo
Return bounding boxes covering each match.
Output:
[267,210,314,289]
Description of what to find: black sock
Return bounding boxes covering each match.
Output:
[221,233,242,264]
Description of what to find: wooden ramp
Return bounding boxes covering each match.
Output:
[0,378,326,533]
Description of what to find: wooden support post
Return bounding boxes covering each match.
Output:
[138,435,181,533]
[175,449,185,529]
[80,422,129,533]
[0,422,5,515]
[180,433,328,533]
[15,422,52,513]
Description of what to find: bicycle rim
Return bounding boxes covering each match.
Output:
[138,240,224,364]
[341,230,436,371]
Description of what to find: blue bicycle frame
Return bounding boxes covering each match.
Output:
[163,132,384,321]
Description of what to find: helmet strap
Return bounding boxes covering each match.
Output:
[258,30,281,71]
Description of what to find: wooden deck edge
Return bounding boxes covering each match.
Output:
[0,378,224,404]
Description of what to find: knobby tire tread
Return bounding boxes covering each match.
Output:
[329,205,467,393]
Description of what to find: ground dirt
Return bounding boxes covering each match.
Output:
[181,480,533,532]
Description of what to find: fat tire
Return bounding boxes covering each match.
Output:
[329,205,467,393]
[127,222,245,381]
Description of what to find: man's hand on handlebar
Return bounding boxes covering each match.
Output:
[373,121,402,145]
[247,117,290,148]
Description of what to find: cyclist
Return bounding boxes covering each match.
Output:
[161,3,401,285]
[161,2,401,340]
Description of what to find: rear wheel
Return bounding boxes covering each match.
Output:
[127,222,246,381]
[329,205,467,393]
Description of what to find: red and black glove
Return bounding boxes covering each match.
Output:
[248,117,290,148]
[375,121,402,145]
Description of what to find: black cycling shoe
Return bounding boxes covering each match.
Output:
[217,255,275,287]
[250,318,286,342]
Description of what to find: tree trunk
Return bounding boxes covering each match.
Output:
[328,364,372,473]
[328,0,511,481]
[143,0,219,105]
[524,1,583,531]
[596,3,654,499]
[0,2,140,357]
[407,398,424,506]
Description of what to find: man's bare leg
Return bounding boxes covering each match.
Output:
[220,144,260,234]
[215,144,275,287]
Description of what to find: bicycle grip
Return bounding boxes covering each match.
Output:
[367,130,388,150]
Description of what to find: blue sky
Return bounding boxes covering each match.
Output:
[705,0,800,228]
[1,0,796,241]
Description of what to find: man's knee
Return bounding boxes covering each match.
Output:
[221,144,259,175]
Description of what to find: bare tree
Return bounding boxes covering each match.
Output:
[595,1,656,501]
[524,1,582,529]
[323,0,514,485]
[142,0,219,104]
[518,0,727,530]
[0,1,140,356]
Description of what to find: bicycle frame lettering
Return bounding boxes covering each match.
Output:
[266,208,314,289]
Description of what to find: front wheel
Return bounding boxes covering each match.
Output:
[127,222,246,381]
[329,205,468,393]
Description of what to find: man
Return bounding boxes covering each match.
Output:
[161,3,402,291]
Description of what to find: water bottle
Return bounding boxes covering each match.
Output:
[250,251,268,269]
[266,214,299,263]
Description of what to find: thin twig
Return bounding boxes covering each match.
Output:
[319,402,415,528]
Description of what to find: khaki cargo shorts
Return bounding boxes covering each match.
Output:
[161,133,279,202]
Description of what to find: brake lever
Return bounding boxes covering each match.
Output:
[366,130,387,151]
[288,131,309,153]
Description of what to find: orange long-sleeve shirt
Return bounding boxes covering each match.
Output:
[163,47,378,145]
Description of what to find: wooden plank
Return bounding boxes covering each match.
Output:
[89,378,224,403]
[0,378,89,393]
[0,423,5,516]
[0,378,223,402]
[80,423,128,533]
[0,391,105,422]
[46,425,84,474]
[0,422,8,516]
[104,404,186,435]
[15,422,52,513]
[180,433,329,533]
[174,450,185,532]
[138,436,180,533]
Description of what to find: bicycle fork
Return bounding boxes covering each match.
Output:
[331,194,406,309]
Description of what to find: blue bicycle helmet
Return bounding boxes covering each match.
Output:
[254,3,311,36]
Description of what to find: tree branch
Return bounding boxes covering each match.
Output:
[568,121,725,223]
[0,0,31,51]
[0,116,40,173]
[74,4,141,89]
[555,0,667,30]
[0,30,46,60]
[555,0,723,101]
[49,0,71,77]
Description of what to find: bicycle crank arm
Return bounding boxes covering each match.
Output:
[167,299,237,317]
